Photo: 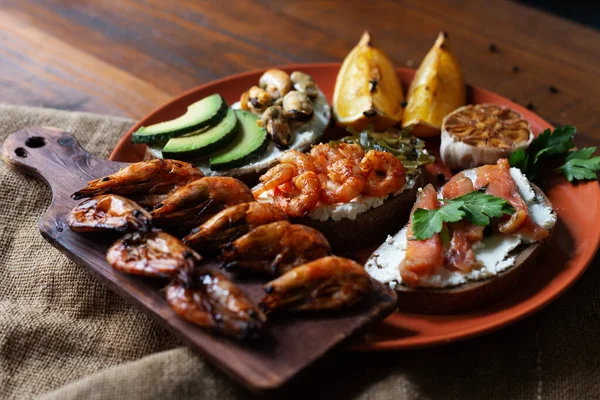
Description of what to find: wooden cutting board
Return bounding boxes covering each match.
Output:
[1,126,398,395]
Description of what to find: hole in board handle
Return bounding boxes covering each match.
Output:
[15,147,27,158]
[25,136,46,148]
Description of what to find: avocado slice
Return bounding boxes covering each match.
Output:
[161,108,238,160]
[209,110,269,170]
[132,94,227,144]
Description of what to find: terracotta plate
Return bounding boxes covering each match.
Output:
[110,63,600,351]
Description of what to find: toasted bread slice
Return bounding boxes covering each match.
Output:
[293,172,424,252]
[366,182,555,314]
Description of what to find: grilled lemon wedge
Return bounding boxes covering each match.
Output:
[333,31,404,131]
[440,104,533,170]
[403,32,465,137]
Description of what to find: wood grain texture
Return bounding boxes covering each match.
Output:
[0,9,171,117]
[0,127,398,395]
[1,0,600,147]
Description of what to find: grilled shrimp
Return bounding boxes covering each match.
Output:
[320,158,365,204]
[221,221,331,275]
[290,71,318,98]
[132,192,176,209]
[260,106,292,149]
[68,194,151,233]
[151,177,254,228]
[166,270,265,340]
[253,163,296,197]
[280,150,317,174]
[282,91,313,121]
[72,159,203,200]
[259,69,292,101]
[273,171,321,217]
[183,202,288,252]
[106,230,201,281]
[253,150,316,197]
[336,143,365,165]
[259,256,371,313]
[359,150,407,196]
[310,143,345,174]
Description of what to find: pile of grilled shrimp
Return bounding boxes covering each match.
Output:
[68,159,373,341]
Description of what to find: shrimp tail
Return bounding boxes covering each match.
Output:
[72,187,101,200]
[252,183,267,197]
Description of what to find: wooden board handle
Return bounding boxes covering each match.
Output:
[1,127,127,194]
[2,127,129,239]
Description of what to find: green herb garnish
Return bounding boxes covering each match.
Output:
[412,202,465,241]
[449,191,516,226]
[509,125,600,183]
[411,191,515,240]
[331,126,435,175]
[558,147,600,182]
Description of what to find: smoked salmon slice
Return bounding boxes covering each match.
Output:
[400,184,443,286]
[442,173,484,272]
[475,159,548,241]
[441,172,475,200]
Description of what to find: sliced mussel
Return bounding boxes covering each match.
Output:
[260,105,292,149]
[259,69,292,101]
[240,86,272,116]
[291,71,318,99]
[282,91,314,121]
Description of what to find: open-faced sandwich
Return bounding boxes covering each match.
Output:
[252,126,433,250]
[135,69,330,183]
[365,158,557,313]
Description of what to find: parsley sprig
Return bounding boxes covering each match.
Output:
[412,192,515,240]
[559,147,600,182]
[509,125,600,183]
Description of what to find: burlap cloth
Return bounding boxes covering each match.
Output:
[0,104,598,400]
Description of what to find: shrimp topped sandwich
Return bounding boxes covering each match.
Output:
[252,142,425,250]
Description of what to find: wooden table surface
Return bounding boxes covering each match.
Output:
[2,0,600,147]
[2,2,600,396]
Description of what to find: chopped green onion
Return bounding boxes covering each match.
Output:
[330,126,435,175]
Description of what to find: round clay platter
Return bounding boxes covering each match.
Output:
[110,63,600,350]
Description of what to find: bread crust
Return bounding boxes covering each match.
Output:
[294,173,424,252]
[384,183,555,314]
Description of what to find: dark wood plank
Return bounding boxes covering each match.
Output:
[0,126,398,395]
[0,9,171,117]
[3,0,600,142]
